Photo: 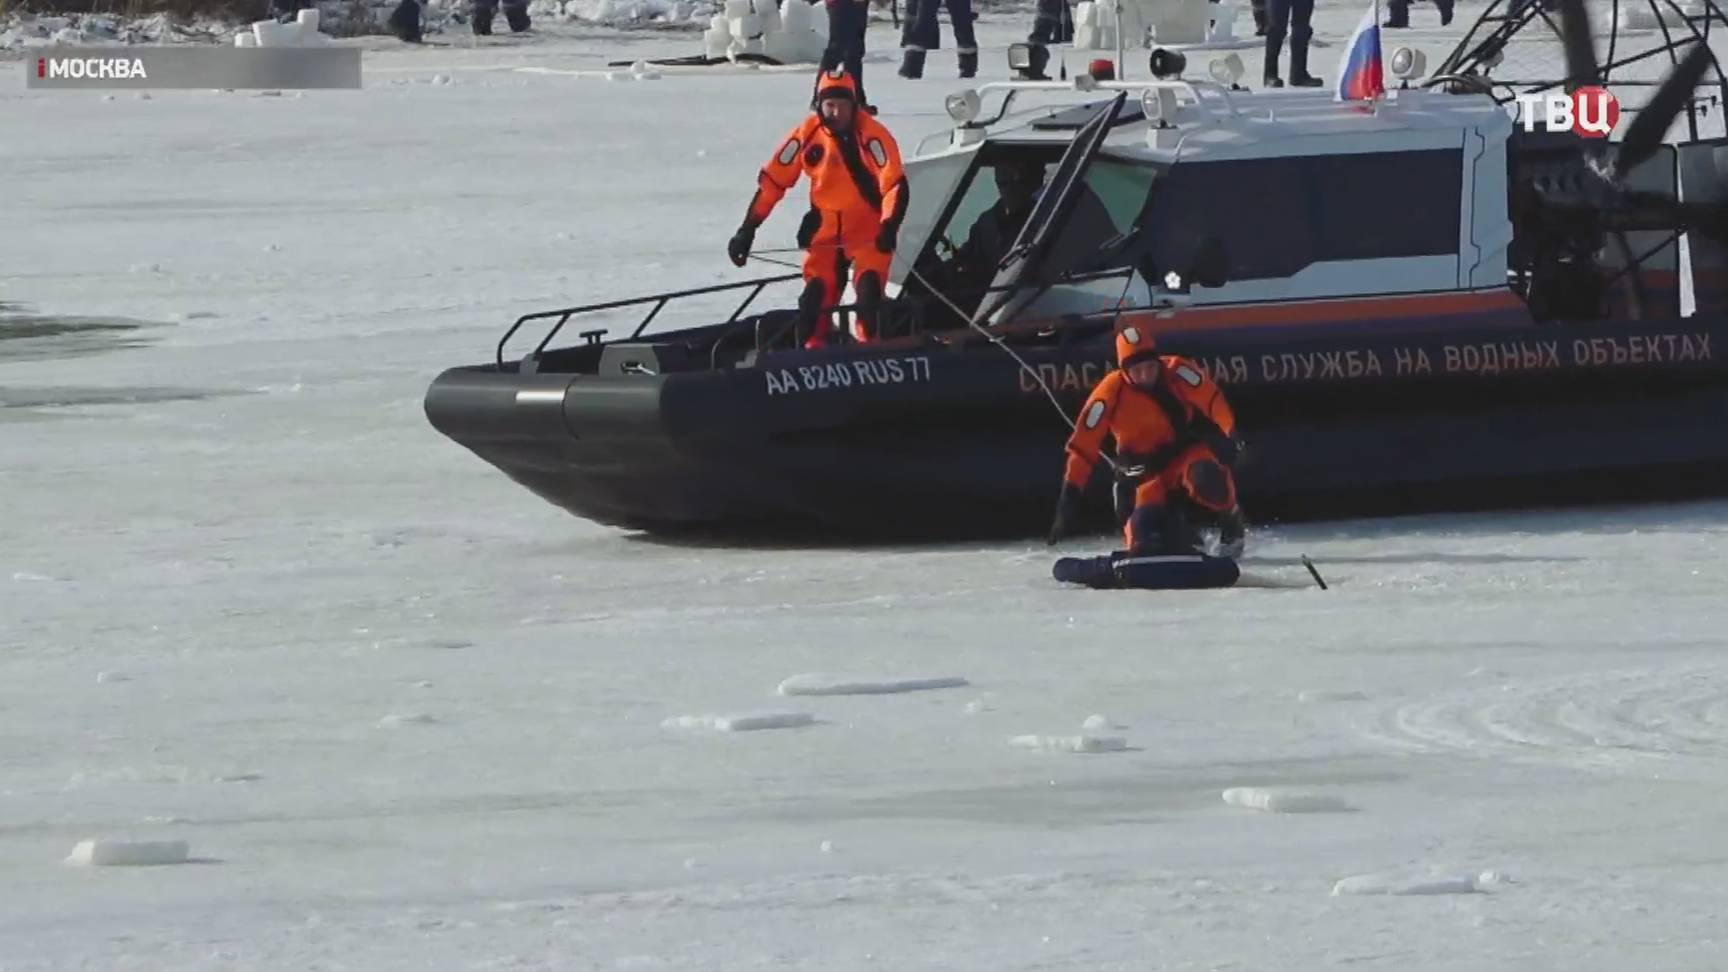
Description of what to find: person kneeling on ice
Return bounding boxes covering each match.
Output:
[1048,324,1248,557]
[727,67,909,349]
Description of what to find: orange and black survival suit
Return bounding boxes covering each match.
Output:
[1048,324,1248,556]
[727,67,909,348]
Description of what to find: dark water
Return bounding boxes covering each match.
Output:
[0,301,161,363]
[0,302,239,412]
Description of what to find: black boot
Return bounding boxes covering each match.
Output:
[898,48,926,79]
[957,50,977,78]
[1216,506,1247,559]
[1251,0,1267,35]
[1262,44,1283,87]
[1436,0,1454,25]
[1289,39,1322,86]
[503,1,530,31]
[472,0,494,34]
[386,0,422,41]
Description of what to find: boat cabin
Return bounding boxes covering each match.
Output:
[890,79,1516,329]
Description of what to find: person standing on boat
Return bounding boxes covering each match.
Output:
[728,66,909,349]
[1263,0,1323,88]
[1048,325,1248,557]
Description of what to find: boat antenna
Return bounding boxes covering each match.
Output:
[1114,0,1125,79]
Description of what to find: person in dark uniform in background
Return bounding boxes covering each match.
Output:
[1019,0,1072,78]
[471,0,531,34]
[385,0,423,41]
[897,0,979,79]
[1383,0,1454,28]
[819,0,874,110]
[1263,0,1322,88]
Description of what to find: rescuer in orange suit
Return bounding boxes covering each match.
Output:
[726,65,909,349]
[1048,324,1249,557]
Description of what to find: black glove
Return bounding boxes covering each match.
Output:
[876,221,898,254]
[727,223,756,268]
[1047,485,1082,546]
[796,208,822,250]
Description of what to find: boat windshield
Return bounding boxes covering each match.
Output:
[899,145,1164,327]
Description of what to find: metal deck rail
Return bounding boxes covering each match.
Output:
[495,272,801,369]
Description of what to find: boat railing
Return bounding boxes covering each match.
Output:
[495,272,802,369]
[914,76,1242,151]
[971,78,1241,123]
[498,262,1180,373]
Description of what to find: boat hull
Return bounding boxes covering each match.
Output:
[425,316,1728,540]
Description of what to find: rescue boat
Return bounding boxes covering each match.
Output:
[424,0,1728,540]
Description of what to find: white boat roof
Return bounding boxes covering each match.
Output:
[931,80,1513,164]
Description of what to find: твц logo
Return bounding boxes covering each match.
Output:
[1514,86,1622,138]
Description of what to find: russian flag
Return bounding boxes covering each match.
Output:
[1335,2,1385,102]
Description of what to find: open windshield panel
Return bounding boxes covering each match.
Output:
[887,150,974,290]
[898,140,1081,329]
[897,111,1164,332]
[981,92,1127,324]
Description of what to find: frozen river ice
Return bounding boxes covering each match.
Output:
[5,8,1728,968]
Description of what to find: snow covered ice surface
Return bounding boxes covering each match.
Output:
[7,6,1728,970]
[777,673,970,695]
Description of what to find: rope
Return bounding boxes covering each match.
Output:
[747,253,805,271]
[742,252,1134,475]
[905,263,1124,475]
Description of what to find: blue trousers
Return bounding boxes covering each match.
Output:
[900,0,977,51]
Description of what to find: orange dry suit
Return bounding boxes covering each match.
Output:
[727,67,909,348]
[1050,324,1245,554]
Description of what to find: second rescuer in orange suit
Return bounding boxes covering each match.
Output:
[1049,324,1249,556]
[727,66,909,348]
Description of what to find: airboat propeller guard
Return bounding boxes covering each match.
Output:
[1429,0,1728,130]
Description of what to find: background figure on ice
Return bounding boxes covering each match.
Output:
[471,0,532,34]
[1263,0,1322,87]
[1019,0,1073,78]
[818,0,874,109]
[1049,325,1248,557]
[897,0,979,79]
[729,67,909,349]
[1384,0,1454,27]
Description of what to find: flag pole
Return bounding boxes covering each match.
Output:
[1371,0,1383,111]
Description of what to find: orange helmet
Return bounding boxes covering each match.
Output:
[814,64,860,105]
[1115,323,1158,368]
